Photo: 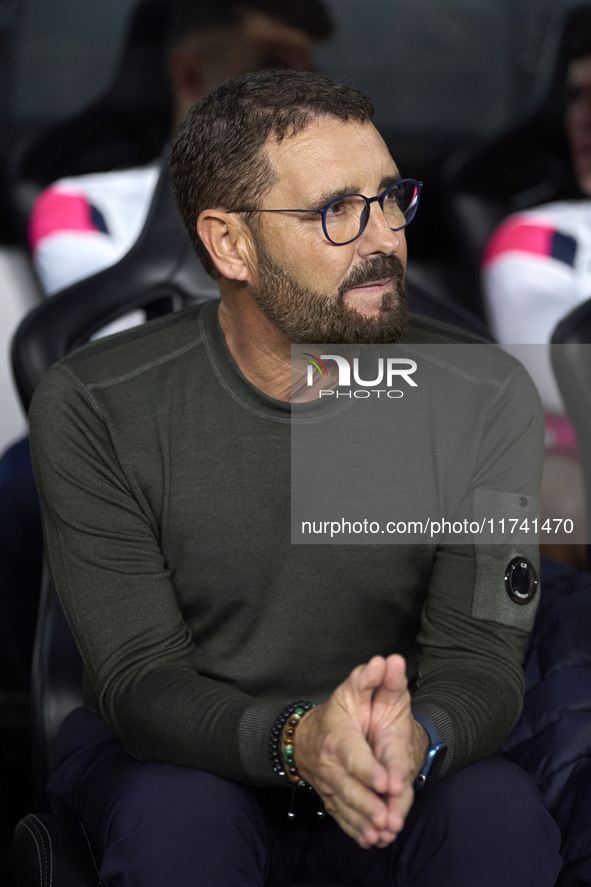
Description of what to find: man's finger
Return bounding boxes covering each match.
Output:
[341,732,390,795]
[328,781,403,849]
[371,654,409,721]
[315,754,390,826]
[326,777,393,847]
[341,655,387,715]
[378,740,411,796]
[383,785,414,834]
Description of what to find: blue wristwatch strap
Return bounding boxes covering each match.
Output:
[413,712,442,746]
[413,712,447,790]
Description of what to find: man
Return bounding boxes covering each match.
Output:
[30,71,561,886]
[28,0,332,296]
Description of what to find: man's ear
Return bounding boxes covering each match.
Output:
[197,210,257,282]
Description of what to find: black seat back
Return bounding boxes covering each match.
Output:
[32,571,83,810]
[406,270,492,340]
[11,147,216,804]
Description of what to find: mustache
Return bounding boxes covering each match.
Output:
[337,255,406,298]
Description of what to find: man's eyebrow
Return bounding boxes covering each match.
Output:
[311,173,402,209]
[379,173,403,191]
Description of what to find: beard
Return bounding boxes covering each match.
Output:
[248,237,409,345]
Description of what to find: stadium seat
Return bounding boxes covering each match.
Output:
[10,146,217,413]
[405,270,492,339]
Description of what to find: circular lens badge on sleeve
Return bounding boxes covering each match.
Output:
[505,557,539,605]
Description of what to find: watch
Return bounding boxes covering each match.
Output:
[412,712,447,790]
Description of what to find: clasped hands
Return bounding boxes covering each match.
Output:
[294,654,429,849]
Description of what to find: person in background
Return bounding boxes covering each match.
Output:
[482,25,591,569]
[28,0,333,296]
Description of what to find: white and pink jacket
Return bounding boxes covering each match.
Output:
[482,199,591,439]
[29,163,159,296]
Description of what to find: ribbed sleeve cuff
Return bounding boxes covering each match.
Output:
[239,698,295,786]
[411,700,456,778]
[242,698,458,784]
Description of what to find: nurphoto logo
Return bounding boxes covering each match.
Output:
[303,354,418,399]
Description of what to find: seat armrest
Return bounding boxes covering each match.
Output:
[12,813,102,886]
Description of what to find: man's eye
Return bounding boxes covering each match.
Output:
[327,200,346,215]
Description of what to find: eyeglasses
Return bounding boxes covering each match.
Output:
[228,179,423,245]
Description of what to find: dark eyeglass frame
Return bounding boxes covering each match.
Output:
[228,178,423,245]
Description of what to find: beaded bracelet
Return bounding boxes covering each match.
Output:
[268,700,318,787]
[283,703,319,787]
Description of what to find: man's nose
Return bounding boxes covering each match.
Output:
[357,200,402,256]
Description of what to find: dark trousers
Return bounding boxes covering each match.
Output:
[48,707,562,887]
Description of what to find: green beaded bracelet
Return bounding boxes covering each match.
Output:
[282,703,318,787]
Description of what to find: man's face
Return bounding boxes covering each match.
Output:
[246,118,409,345]
[566,55,591,196]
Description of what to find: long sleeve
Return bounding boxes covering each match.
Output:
[29,363,292,786]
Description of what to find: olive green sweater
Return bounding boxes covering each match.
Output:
[29,299,543,785]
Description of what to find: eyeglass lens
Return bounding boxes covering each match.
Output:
[324,180,420,244]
